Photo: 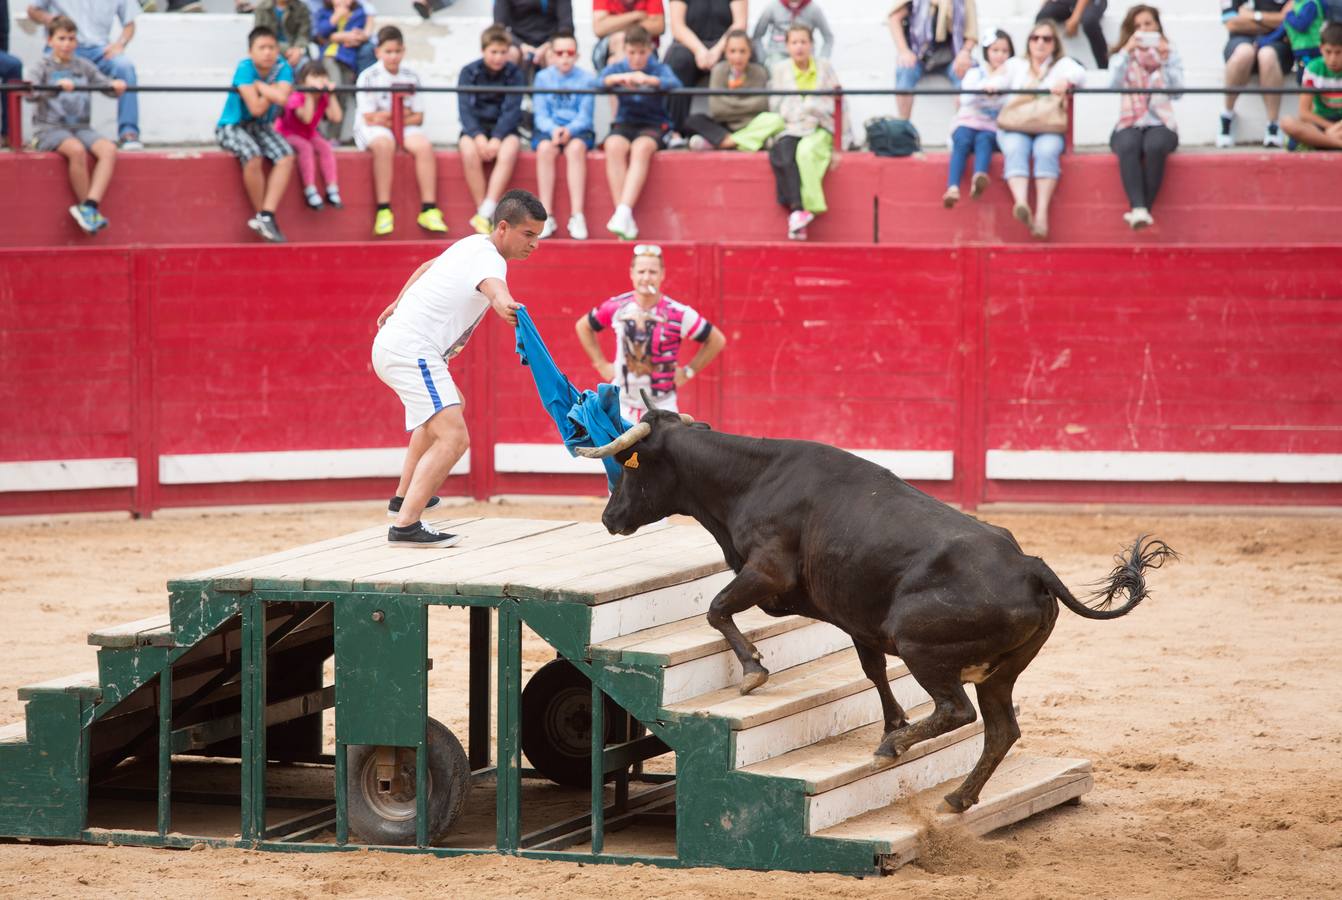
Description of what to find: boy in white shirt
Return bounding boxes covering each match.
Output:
[372,190,548,547]
[355,25,448,237]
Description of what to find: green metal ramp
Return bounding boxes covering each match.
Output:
[0,516,1092,874]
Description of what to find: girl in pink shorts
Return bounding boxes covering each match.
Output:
[276,62,345,210]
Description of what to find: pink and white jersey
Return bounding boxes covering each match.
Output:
[587,292,713,407]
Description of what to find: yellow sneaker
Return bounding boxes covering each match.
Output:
[373,208,394,236]
[469,213,492,235]
[417,207,448,233]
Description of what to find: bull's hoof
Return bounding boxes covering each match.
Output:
[874,733,905,759]
[942,791,976,813]
[739,668,769,695]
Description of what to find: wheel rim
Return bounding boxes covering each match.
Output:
[357,747,433,822]
[543,686,594,758]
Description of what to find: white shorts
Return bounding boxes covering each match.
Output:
[354,123,425,151]
[620,391,677,423]
[372,339,461,431]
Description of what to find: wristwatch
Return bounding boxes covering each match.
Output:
[1254,10,1263,22]
[683,366,696,380]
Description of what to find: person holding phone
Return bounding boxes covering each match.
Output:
[1108,5,1183,229]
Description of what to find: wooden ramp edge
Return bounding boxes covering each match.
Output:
[814,755,1093,870]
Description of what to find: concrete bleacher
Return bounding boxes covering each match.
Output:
[5,0,1302,149]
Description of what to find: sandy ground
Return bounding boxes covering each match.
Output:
[1,500,1340,899]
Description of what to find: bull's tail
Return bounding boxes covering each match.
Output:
[1035,535,1178,620]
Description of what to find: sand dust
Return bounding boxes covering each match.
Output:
[1,501,1340,898]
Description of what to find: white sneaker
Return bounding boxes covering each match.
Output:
[787,209,814,237]
[1215,132,1234,149]
[687,134,711,151]
[1124,208,1153,230]
[665,131,688,150]
[1263,124,1284,148]
[1215,114,1234,148]
[539,216,557,239]
[606,208,638,240]
[567,213,588,240]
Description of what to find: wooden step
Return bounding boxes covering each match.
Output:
[740,708,987,833]
[590,607,814,665]
[16,670,102,701]
[88,613,174,649]
[814,754,1093,866]
[661,620,855,705]
[0,721,27,744]
[587,569,735,644]
[664,649,932,767]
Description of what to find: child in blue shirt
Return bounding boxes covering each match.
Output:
[532,30,597,240]
[458,25,526,234]
[216,26,295,243]
[599,23,682,240]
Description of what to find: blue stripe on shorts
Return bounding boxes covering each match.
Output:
[417,358,444,413]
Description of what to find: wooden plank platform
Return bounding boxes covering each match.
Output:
[814,754,1093,863]
[170,518,730,607]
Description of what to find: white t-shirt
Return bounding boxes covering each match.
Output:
[379,234,508,361]
[355,60,426,124]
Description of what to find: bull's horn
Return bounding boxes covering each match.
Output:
[574,421,652,459]
[639,388,695,424]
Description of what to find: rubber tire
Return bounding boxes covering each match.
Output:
[346,717,470,846]
[521,658,624,788]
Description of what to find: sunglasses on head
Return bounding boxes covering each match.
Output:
[633,244,662,258]
[1029,33,1055,43]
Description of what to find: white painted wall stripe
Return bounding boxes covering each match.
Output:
[0,458,138,492]
[159,448,470,485]
[986,450,1342,483]
[494,443,605,475]
[495,443,955,480]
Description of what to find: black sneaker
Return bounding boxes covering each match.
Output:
[387,495,442,517]
[248,213,286,243]
[388,522,460,548]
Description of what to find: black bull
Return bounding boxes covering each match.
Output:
[579,394,1176,812]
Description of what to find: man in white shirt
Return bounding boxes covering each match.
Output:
[373,189,547,547]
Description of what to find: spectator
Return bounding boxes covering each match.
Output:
[600,24,682,240]
[888,0,978,121]
[943,30,1013,208]
[26,0,143,148]
[0,51,20,146]
[1257,0,1328,75]
[1108,5,1182,229]
[1281,22,1342,149]
[766,23,840,241]
[752,0,834,70]
[2,0,20,144]
[684,29,769,150]
[494,0,573,71]
[532,30,596,240]
[995,18,1084,240]
[253,0,312,73]
[356,25,447,236]
[276,61,343,210]
[315,0,368,81]
[26,16,124,233]
[592,0,665,70]
[215,26,295,243]
[664,0,747,132]
[1219,0,1290,147]
[1036,0,1108,69]
[459,25,525,235]
[574,244,727,421]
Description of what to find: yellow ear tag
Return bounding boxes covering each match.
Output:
[624,452,640,469]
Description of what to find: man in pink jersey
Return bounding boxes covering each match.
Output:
[575,243,727,420]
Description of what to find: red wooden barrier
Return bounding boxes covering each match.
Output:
[2,241,1340,517]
